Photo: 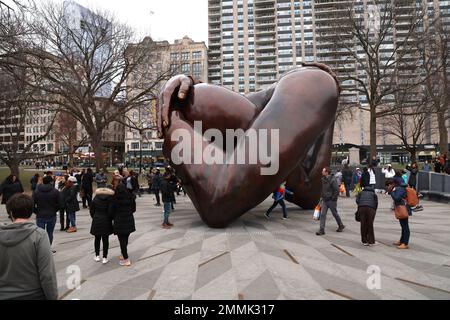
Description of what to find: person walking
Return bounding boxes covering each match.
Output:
[33,176,60,249]
[90,187,115,264]
[0,174,24,219]
[152,170,162,206]
[95,169,108,188]
[408,162,418,189]
[112,184,136,266]
[342,164,353,198]
[63,176,80,233]
[160,172,176,228]
[264,182,293,220]
[30,173,40,193]
[57,176,69,231]
[81,168,94,208]
[0,194,58,300]
[146,170,154,194]
[386,178,412,249]
[356,185,378,246]
[316,167,345,235]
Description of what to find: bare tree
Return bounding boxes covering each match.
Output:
[318,0,426,159]
[15,1,171,171]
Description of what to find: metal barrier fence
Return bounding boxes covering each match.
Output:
[417,171,450,193]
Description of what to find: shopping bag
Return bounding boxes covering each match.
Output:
[353,183,361,195]
[313,202,321,220]
[339,183,346,194]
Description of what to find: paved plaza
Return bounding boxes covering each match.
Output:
[1,192,450,300]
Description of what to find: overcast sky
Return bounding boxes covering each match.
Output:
[58,0,208,44]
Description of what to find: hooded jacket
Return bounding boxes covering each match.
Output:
[90,188,115,236]
[0,222,58,300]
[321,175,339,201]
[33,184,60,219]
[356,187,378,210]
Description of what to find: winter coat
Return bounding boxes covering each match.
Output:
[389,183,412,216]
[360,172,370,188]
[112,192,136,235]
[33,184,60,219]
[62,185,80,213]
[0,222,58,300]
[321,175,339,202]
[30,176,38,192]
[81,172,94,192]
[342,168,353,185]
[89,188,115,236]
[0,180,24,204]
[356,187,378,210]
[95,173,107,188]
[408,167,418,187]
[160,179,175,203]
[152,173,162,190]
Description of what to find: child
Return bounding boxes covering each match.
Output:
[264,182,293,220]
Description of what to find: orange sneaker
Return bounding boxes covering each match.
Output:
[397,243,409,249]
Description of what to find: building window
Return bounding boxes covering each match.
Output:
[181,63,190,73]
[155,142,163,149]
[131,142,139,150]
[192,51,202,59]
[181,52,190,60]
[170,53,179,60]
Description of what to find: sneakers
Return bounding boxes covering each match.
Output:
[66,227,77,233]
[336,225,345,232]
[369,242,379,247]
[51,249,56,254]
[316,230,325,236]
[102,258,109,264]
[94,255,101,262]
[264,212,270,220]
[362,242,370,246]
[413,205,423,212]
[119,259,131,266]
[397,243,409,249]
[282,217,289,220]
[154,203,161,206]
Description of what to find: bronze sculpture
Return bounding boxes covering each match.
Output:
[156,62,341,228]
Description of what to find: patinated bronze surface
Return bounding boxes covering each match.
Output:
[157,63,340,228]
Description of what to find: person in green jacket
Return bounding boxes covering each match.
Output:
[0,193,58,300]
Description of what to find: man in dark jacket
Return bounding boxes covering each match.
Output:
[0,175,24,219]
[33,176,60,246]
[152,170,162,206]
[160,172,176,228]
[0,194,58,300]
[342,164,353,197]
[63,176,80,233]
[81,168,94,208]
[356,186,378,246]
[317,167,345,235]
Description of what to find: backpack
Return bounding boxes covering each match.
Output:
[406,187,419,207]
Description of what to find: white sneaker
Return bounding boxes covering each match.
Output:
[370,242,380,246]
[102,258,109,264]
[282,217,289,220]
[94,255,101,262]
[362,242,370,246]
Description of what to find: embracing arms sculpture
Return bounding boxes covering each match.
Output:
[156,62,341,228]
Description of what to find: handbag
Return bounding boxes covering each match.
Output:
[355,209,361,222]
[394,205,409,220]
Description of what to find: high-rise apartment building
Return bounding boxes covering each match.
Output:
[208,0,450,163]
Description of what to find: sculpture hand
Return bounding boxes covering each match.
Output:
[157,74,194,137]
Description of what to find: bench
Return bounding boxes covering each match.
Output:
[419,190,450,203]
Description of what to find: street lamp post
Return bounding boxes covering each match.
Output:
[88,143,91,168]
[139,130,143,174]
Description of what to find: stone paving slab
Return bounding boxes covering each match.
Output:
[1,191,450,300]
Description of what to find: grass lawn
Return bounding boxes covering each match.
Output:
[0,167,151,193]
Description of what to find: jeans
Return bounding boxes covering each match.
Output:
[266,199,287,218]
[400,218,410,245]
[154,189,160,205]
[82,190,92,208]
[163,202,171,223]
[117,234,130,260]
[67,211,76,227]
[319,200,343,231]
[344,182,351,197]
[36,216,57,245]
[359,207,376,244]
[94,235,110,258]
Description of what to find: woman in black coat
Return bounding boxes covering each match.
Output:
[112,184,136,266]
[0,175,24,218]
[90,187,115,264]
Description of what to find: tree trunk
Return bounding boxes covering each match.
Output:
[91,137,105,172]
[7,159,20,179]
[370,107,377,161]
[409,148,417,162]
[437,110,449,156]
